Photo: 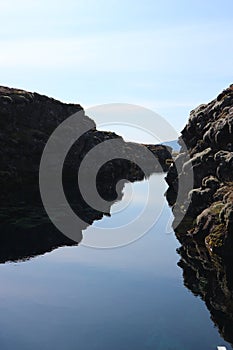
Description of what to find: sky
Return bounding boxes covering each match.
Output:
[1,0,233,135]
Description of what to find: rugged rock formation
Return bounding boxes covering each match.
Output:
[0,86,83,191]
[166,85,233,347]
[166,85,233,258]
[0,86,173,262]
[0,86,172,198]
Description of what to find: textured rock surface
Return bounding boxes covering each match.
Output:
[0,86,172,199]
[166,85,233,258]
[165,85,233,346]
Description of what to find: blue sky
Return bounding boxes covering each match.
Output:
[1,0,233,133]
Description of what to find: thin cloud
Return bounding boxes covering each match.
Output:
[0,22,233,73]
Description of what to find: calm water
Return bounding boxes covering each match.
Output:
[0,174,230,350]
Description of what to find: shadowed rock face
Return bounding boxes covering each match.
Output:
[165,85,233,346]
[0,86,172,197]
[0,86,173,263]
[0,86,85,190]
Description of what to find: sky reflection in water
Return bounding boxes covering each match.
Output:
[0,174,230,350]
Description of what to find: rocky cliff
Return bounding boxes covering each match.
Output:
[0,86,172,262]
[166,85,233,346]
[166,85,233,258]
[0,86,172,198]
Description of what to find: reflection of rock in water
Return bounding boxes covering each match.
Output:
[0,85,173,263]
[0,158,159,264]
[2,136,171,262]
[165,85,233,346]
[177,238,233,347]
[0,171,129,264]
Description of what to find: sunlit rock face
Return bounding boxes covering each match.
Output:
[166,85,233,347]
[166,85,233,258]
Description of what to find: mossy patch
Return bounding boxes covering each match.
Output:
[205,223,226,252]
[209,202,225,219]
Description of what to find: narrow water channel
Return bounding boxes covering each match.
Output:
[0,174,230,349]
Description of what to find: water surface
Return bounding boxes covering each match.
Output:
[0,174,230,349]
